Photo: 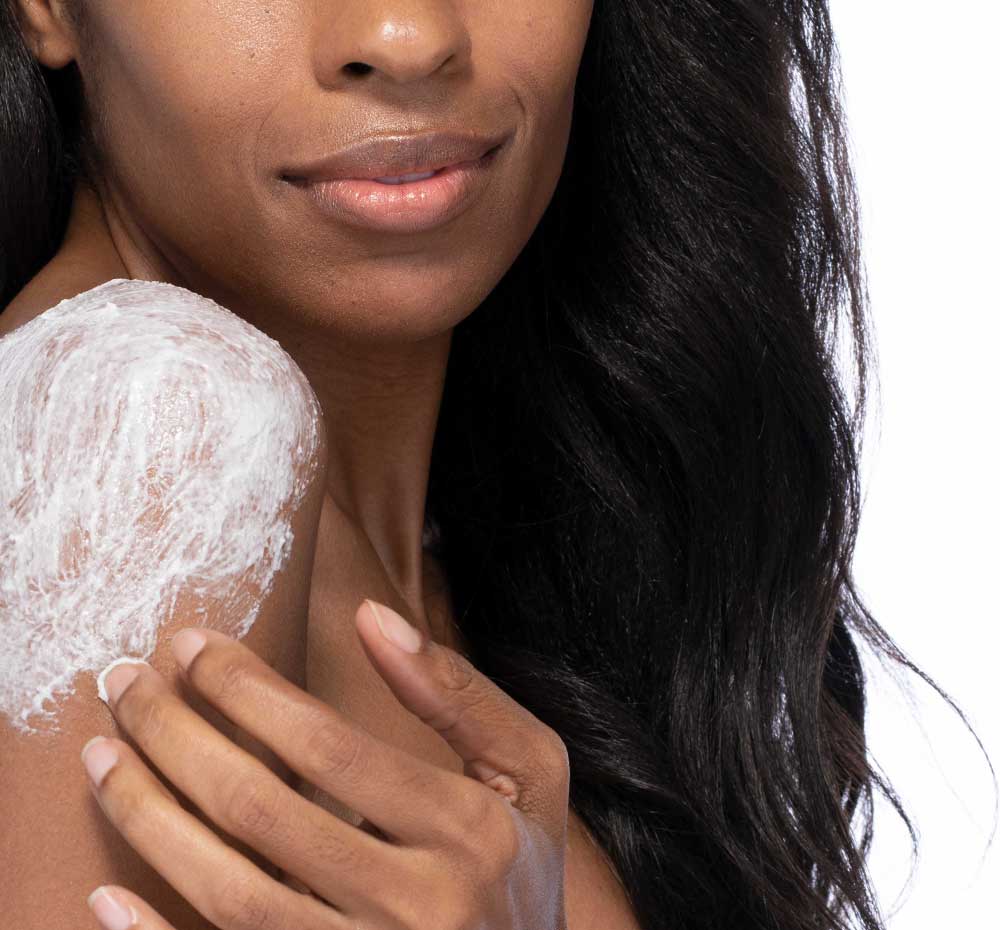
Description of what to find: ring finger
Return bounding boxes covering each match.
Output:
[81,736,348,930]
[97,661,411,910]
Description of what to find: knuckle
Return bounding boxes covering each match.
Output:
[465,794,521,879]
[211,874,278,930]
[224,775,282,840]
[304,720,366,783]
[110,777,158,836]
[426,648,489,736]
[455,782,503,851]
[128,691,169,744]
[390,765,438,800]
[214,658,252,704]
[437,646,478,698]
[537,726,570,784]
[547,730,571,769]
[310,820,367,871]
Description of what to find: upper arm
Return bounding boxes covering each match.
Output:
[0,278,328,929]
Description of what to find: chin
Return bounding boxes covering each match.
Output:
[297,262,499,344]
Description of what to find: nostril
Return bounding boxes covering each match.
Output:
[344,61,374,76]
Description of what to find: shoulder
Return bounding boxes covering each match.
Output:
[3,277,321,419]
[1,277,326,490]
[0,277,327,734]
[1,278,327,535]
[0,274,329,928]
[564,807,644,930]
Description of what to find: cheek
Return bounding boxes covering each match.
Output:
[80,1,294,194]
[73,0,593,343]
[501,0,593,119]
[488,1,594,210]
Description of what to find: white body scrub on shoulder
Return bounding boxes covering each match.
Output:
[0,278,323,733]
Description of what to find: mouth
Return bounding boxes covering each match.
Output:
[282,140,504,186]
[280,128,510,184]
[347,143,504,186]
[282,139,508,234]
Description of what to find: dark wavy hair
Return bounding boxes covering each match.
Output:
[2,1,993,928]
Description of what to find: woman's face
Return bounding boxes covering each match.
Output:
[52,0,594,341]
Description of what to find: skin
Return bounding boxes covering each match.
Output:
[82,607,574,929]
[5,0,641,927]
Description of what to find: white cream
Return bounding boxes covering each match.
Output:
[0,278,323,733]
[95,657,151,705]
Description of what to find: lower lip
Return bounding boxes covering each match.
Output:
[284,145,503,234]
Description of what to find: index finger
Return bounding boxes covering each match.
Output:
[169,628,491,847]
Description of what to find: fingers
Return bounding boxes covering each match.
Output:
[165,627,482,846]
[81,736,349,930]
[98,662,408,911]
[88,885,175,930]
[354,600,571,825]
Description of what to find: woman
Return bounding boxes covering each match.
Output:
[0,1,972,929]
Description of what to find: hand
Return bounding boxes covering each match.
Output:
[80,599,570,930]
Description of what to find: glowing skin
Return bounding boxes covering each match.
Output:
[11,0,596,609]
[0,279,323,733]
[3,3,612,927]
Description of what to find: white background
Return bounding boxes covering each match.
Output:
[830,2,999,925]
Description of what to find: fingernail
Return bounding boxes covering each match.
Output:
[365,600,423,654]
[81,737,119,787]
[96,658,146,706]
[172,628,207,671]
[88,886,137,929]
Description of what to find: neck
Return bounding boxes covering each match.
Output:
[257,312,451,606]
[57,182,448,610]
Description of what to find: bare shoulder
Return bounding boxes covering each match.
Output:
[2,276,327,720]
[0,225,125,336]
[0,274,328,927]
[565,807,644,930]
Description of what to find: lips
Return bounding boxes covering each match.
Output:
[287,144,504,234]
[281,130,510,184]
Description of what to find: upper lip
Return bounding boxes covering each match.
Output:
[282,130,509,183]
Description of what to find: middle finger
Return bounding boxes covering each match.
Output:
[170,628,486,847]
[101,661,412,911]
[81,735,348,930]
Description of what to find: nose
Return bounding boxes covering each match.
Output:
[311,1,472,90]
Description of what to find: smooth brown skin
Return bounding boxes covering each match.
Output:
[4,0,640,928]
[83,608,573,929]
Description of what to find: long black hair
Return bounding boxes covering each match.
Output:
[2,1,992,928]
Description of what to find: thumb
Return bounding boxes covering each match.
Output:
[353,598,570,821]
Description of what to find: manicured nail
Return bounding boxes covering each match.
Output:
[96,658,146,705]
[88,886,137,929]
[81,737,119,787]
[171,628,207,671]
[365,600,423,654]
